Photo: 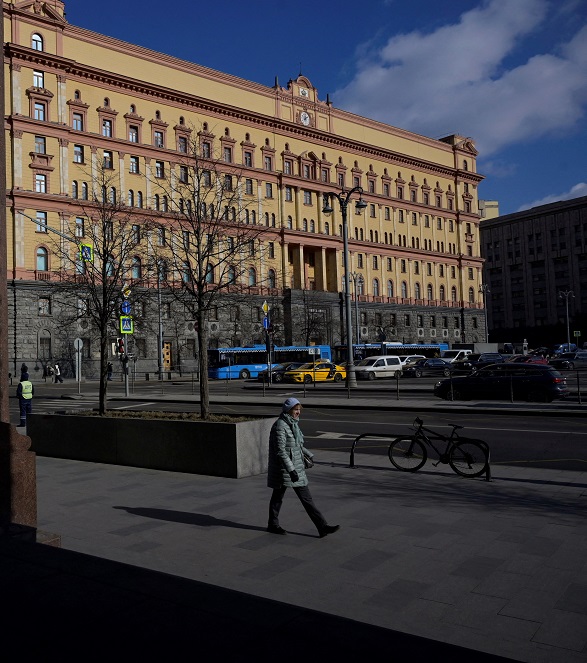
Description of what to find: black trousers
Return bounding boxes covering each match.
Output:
[269,485,328,532]
[19,399,32,426]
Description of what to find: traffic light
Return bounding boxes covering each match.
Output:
[117,337,125,355]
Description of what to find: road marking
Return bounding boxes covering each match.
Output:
[113,402,157,409]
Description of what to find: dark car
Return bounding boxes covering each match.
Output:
[433,363,569,402]
[549,351,587,371]
[452,353,506,373]
[507,354,549,365]
[402,358,452,378]
[256,362,304,383]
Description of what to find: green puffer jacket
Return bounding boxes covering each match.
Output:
[267,413,314,489]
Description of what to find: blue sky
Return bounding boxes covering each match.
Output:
[65,0,587,216]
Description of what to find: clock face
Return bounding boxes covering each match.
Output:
[300,111,310,126]
[299,88,309,97]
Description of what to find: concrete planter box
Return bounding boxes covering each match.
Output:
[27,414,276,478]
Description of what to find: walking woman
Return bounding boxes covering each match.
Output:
[267,398,340,538]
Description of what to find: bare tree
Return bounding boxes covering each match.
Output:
[47,165,155,414]
[151,125,272,418]
[291,290,332,347]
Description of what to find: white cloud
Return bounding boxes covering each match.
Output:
[518,182,587,210]
[334,0,587,156]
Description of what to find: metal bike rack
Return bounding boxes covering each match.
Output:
[349,433,396,468]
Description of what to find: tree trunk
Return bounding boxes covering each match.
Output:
[197,311,210,419]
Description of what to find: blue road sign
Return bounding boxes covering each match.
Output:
[263,316,269,329]
[121,301,131,315]
[119,316,134,334]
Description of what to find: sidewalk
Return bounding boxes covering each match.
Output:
[3,386,587,660]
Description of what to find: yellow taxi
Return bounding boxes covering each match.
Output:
[284,361,346,384]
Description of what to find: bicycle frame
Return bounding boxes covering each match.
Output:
[411,416,461,465]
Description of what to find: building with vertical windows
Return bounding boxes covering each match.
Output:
[480,196,587,346]
[4,1,486,375]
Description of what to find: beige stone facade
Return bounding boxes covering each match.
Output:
[4,1,487,373]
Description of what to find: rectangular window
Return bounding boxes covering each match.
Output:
[158,228,166,246]
[285,186,293,202]
[132,224,141,244]
[73,144,84,163]
[369,180,375,193]
[353,176,360,188]
[268,242,275,259]
[373,255,378,269]
[437,217,443,230]
[178,136,187,153]
[423,192,429,205]
[468,267,474,280]
[34,136,46,153]
[245,178,253,195]
[436,195,442,207]
[284,160,292,175]
[36,211,47,232]
[266,183,273,198]
[34,102,46,121]
[224,175,233,191]
[404,314,410,326]
[384,207,390,220]
[357,254,364,268]
[75,217,85,237]
[33,70,44,87]
[155,160,164,178]
[370,204,376,218]
[202,170,211,186]
[383,183,390,197]
[338,173,345,187]
[102,119,112,137]
[129,156,139,174]
[412,212,418,225]
[321,168,329,183]
[103,150,113,169]
[35,174,47,193]
[73,113,83,131]
[202,141,211,158]
[303,190,312,205]
[104,222,113,241]
[129,125,139,143]
[264,156,272,171]
[179,165,188,183]
[223,147,232,163]
[244,151,252,167]
[387,257,392,271]
[154,131,164,148]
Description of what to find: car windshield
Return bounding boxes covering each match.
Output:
[357,358,377,366]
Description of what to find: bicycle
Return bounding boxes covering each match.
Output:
[388,416,490,478]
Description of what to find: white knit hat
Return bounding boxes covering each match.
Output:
[282,397,301,413]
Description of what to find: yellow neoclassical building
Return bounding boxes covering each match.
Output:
[4,0,486,374]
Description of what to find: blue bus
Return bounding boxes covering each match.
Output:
[333,342,449,363]
[208,345,332,379]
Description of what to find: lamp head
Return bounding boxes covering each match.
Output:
[355,197,368,210]
[322,194,333,214]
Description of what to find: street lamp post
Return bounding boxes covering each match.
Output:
[559,289,574,351]
[479,283,490,342]
[323,187,368,388]
[156,260,165,381]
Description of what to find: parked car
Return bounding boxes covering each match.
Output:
[440,349,472,363]
[354,355,403,380]
[452,353,507,373]
[284,361,346,384]
[256,362,304,383]
[433,363,569,402]
[549,351,587,371]
[402,358,452,378]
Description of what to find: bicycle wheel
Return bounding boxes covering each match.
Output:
[388,436,427,472]
[449,440,488,478]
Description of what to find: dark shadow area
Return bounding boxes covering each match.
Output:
[113,506,265,531]
[0,536,515,661]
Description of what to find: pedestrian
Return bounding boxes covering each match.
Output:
[267,397,340,538]
[53,362,64,383]
[16,371,34,428]
[20,362,28,380]
[107,362,113,381]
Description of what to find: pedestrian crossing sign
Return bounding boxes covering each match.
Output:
[119,315,134,334]
[80,244,93,262]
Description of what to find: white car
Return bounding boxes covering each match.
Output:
[398,354,426,366]
[354,355,403,380]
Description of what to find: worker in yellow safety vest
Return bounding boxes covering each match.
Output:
[16,372,34,428]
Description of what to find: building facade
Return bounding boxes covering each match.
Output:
[4,1,486,377]
[480,195,587,347]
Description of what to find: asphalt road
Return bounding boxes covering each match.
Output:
[12,376,587,472]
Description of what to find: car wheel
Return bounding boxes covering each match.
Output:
[273,373,283,383]
[239,369,250,379]
[304,374,312,384]
[334,373,343,383]
[367,372,376,380]
[568,363,575,370]
[414,369,422,378]
[442,368,451,377]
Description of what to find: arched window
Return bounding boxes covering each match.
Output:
[439,285,446,301]
[36,246,48,271]
[303,218,308,231]
[245,209,250,224]
[162,196,168,212]
[287,216,293,229]
[109,187,116,204]
[81,182,88,200]
[205,263,215,284]
[469,287,475,303]
[401,281,408,298]
[373,278,380,296]
[427,284,434,300]
[324,221,330,235]
[268,269,276,288]
[414,282,421,299]
[128,190,134,206]
[248,267,257,286]
[227,265,236,284]
[451,286,457,302]
[32,33,43,51]
[271,214,276,227]
[101,185,107,202]
[357,278,364,295]
[265,212,270,226]
[137,191,143,208]
[131,257,141,279]
[360,228,364,241]
[154,194,160,210]
[310,219,315,232]
[72,181,78,198]
[387,280,394,297]
[182,262,190,283]
[375,231,379,243]
[251,210,256,224]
